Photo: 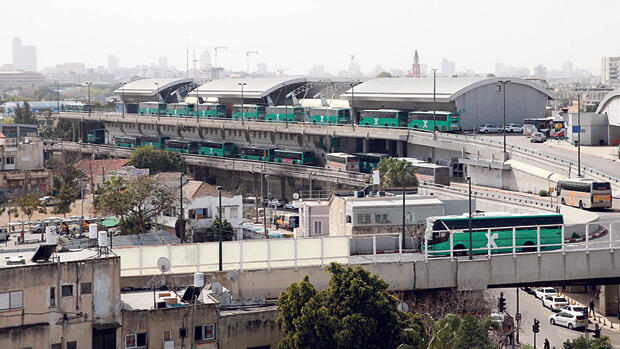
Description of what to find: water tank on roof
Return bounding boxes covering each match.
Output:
[194,272,205,288]
[98,231,109,247]
[88,223,98,239]
[45,226,57,245]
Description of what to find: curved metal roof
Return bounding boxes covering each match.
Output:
[450,77,555,100]
[114,78,193,96]
[196,77,306,99]
[596,88,620,114]
[341,77,555,103]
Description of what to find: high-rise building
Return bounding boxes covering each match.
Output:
[411,50,420,78]
[107,54,119,73]
[601,57,620,85]
[441,58,455,76]
[12,37,37,71]
[200,49,211,69]
[308,65,327,76]
[533,64,547,79]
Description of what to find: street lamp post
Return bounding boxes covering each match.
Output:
[238,82,247,125]
[467,176,473,260]
[402,166,407,250]
[284,84,289,128]
[155,82,161,117]
[56,82,60,114]
[87,82,92,118]
[497,80,511,153]
[351,83,355,127]
[577,94,581,177]
[432,69,437,134]
[217,186,223,271]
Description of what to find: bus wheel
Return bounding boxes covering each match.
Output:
[384,123,389,127]
[522,241,535,252]
[454,244,466,256]
[579,201,583,210]
[313,121,317,125]
[413,125,418,129]
[435,126,439,131]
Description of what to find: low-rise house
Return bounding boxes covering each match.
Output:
[297,200,330,237]
[75,158,132,192]
[0,136,52,196]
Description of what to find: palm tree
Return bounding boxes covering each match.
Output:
[376,157,419,189]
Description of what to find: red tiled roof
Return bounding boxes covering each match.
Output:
[75,159,130,179]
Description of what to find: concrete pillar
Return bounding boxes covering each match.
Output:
[600,284,619,316]
[72,122,77,142]
[17,126,21,140]
[385,139,390,153]
[280,176,286,200]
[397,141,404,157]
[363,139,369,153]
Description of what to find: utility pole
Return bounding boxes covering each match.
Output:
[179,174,185,243]
[402,166,406,250]
[56,82,60,114]
[497,80,511,153]
[217,186,223,271]
[155,82,161,117]
[121,82,126,117]
[238,82,247,125]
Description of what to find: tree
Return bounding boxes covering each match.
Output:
[13,101,36,124]
[376,157,419,188]
[562,336,613,349]
[52,182,79,217]
[454,314,494,349]
[128,145,185,174]
[377,71,393,78]
[15,193,47,221]
[205,217,235,241]
[277,263,427,349]
[94,176,175,235]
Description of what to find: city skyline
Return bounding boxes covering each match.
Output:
[2,0,620,76]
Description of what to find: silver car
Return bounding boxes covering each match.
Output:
[478,124,501,133]
[530,132,546,143]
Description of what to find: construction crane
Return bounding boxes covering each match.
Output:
[214,46,227,67]
[245,51,258,74]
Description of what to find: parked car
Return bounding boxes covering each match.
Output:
[504,124,523,133]
[562,305,588,318]
[535,287,557,300]
[30,223,44,234]
[551,129,566,139]
[530,132,546,143]
[521,286,535,295]
[478,124,501,133]
[543,295,569,311]
[0,228,9,241]
[270,199,285,209]
[549,311,587,330]
[39,196,56,206]
[284,202,296,210]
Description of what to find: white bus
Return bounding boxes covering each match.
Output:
[398,158,451,186]
[325,153,360,172]
[556,178,612,209]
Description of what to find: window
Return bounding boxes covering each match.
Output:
[80,283,92,295]
[194,324,215,342]
[188,209,196,219]
[50,287,56,307]
[62,285,73,297]
[356,213,371,224]
[375,213,388,224]
[0,290,23,310]
[314,221,322,235]
[163,330,172,341]
[67,342,77,349]
[229,207,238,218]
[52,344,61,349]
[125,333,147,348]
[5,157,14,165]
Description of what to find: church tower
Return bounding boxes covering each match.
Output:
[412,50,421,78]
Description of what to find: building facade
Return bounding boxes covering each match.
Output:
[0,137,51,196]
[601,57,620,85]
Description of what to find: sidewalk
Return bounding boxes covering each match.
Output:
[546,139,620,164]
[561,288,620,332]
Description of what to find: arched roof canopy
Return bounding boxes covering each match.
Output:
[596,88,620,126]
[195,77,308,104]
[114,78,193,103]
[596,88,620,113]
[450,77,555,101]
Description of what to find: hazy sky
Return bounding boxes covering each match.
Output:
[2,0,619,75]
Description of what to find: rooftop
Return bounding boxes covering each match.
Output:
[0,248,112,268]
[196,77,306,100]
[113,78,193,96]
[75,159,130,179]
[121,288,218,311]
[349,197,443,208]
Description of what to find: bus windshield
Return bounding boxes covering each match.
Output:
[593,182,611,191]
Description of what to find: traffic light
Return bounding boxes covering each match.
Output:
[498,292,506,313]
[532,319,540,333]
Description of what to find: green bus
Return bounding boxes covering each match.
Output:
[197,141,235,157]
[422,213,564,256]
[232,105,266,121]
[87,129,105,144]
[138,102,167,115]
[166,103,195,117]
[408,111,462,132]
[164,139,195,153]
[265,106,305,122]
[359,109,408,127]
[140,136,167,149]
[195,104,227,119]
[239,146,275,161]
[354,153,389,173]
[274,150,314,165]
[308,107,352,125]
[115,136,139,148]
[62,102,92,113]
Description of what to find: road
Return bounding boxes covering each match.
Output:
[476,132,619,180]
[489,288,620,348]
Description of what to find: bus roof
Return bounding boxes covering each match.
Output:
[361,109,404,113]
[327,152,358,158]
[427,212,563,222]
[409,111,455,115]
[354,152,390,158]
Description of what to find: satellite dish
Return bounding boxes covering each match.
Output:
[157,257,171,273]
[293,193,300,200]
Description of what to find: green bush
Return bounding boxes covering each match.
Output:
[538,189,549,197]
